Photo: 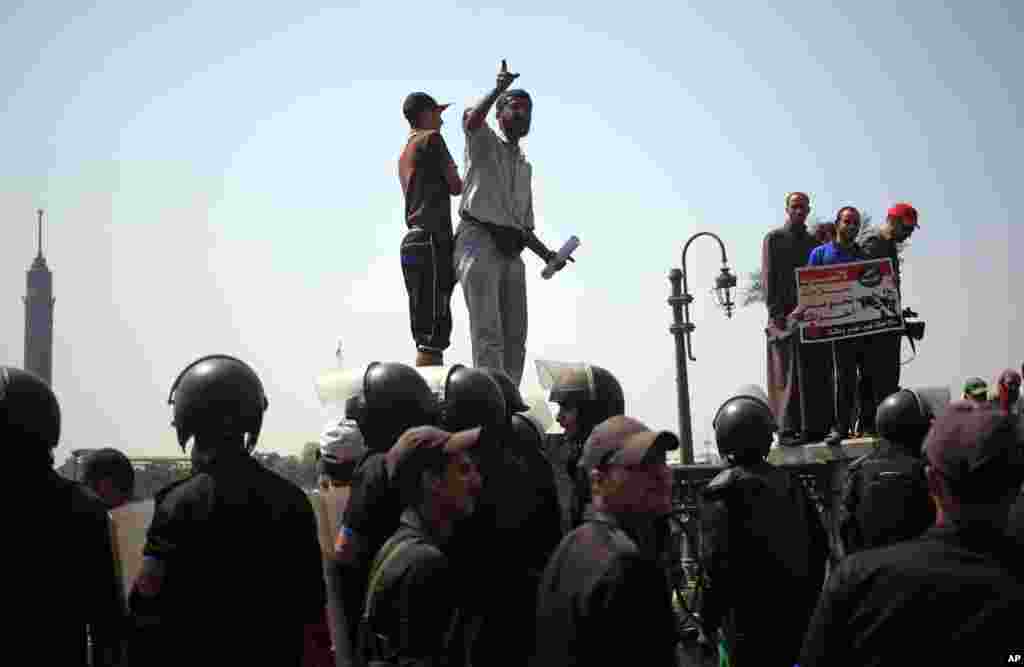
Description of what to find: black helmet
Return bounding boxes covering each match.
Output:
[545,363,625,443]
[480,367,530,417]
[168,355,268,453]
[0,366,60,451]
[876,389,936,451]
[347,362,436,451]
[441,365,506,432]
[510,413,544,450]
[713,385,776,462]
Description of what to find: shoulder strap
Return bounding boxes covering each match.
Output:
[362,535,416,621]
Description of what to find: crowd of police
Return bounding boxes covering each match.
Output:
[8,346,1024,666]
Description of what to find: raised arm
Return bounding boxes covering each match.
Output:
[464,59,520,132]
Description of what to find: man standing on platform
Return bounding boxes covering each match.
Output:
[859,202,920,421]
[762,192,833,445]
[808,206,865,446]
[454,60,567,385]
[399,92,464,367]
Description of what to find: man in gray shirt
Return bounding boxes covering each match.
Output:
[455,60,567,385]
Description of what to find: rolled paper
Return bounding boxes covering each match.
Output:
[541,235,580,279]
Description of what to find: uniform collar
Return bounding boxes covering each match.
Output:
[584,508,660,555]
[399,507,446,547]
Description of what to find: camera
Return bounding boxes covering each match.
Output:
[902,308,926,341]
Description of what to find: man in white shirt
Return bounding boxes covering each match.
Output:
[455,60,567,385]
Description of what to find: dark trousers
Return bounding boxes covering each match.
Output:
[832,338,865,433]
[767,322,834,437]
[860,331,902,425]
[400,228,454,353]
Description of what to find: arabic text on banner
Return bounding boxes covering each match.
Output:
[796,258,904,343]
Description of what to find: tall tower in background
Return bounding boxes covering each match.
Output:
[24,209,54,385]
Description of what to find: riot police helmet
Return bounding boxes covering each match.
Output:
[480,367,530,417]
[713,385,776,463]
[0,366,61,452]
[346,361,437,452]
[168,355,268,453]
[876,389,934,452]
[510,412,545,450]
[541,362,625,442]
[441,365,506,432]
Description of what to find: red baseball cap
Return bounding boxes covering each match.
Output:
[887,202,919,228]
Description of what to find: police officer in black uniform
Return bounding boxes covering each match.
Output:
[838,389,938,555]
[129,355,330,667]
[7,366,125,667]
[465,368,563,666]
[333,361,437,660]
[533,415,680,667]
[698,385,828,667]
[800,409,1024,666]
[356,426,484,667]
[429,365,509,666]
[547,363,625,527]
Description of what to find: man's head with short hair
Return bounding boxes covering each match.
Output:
[922,410,1024,531]
[583,416,678,517]
[784,192,810,227]
[386,426,483,519]
[496,89,532,141]
[812,221,836,244]
[81,447,135,509]
[402,92,450,130]
[834,206,861,246]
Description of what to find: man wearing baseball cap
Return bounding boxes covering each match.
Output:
[800,410,1024,666]
[316,419,367,491]
[962,376,990,404]
[533,416,679,667]
[399,91,463,367]
[355,426,483,667]
[857,202,921,432]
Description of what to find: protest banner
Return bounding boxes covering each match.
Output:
[796,258,904,343]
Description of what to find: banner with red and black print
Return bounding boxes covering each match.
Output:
[796,258,904,343]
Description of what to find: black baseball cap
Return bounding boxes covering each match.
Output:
[402,92,450,123]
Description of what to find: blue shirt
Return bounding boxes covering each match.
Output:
[808,241,863,266]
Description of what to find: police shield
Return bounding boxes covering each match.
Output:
[109,498,156,601]
[535,359,597,399]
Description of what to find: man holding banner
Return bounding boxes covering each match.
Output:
[808,206,866,446]
[796,211,906,446]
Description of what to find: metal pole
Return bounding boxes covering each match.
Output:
[668,269,695,464]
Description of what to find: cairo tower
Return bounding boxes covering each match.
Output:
[24,209,54,385]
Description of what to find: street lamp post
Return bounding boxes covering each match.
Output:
[668,232,737,464]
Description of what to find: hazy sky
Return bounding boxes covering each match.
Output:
[2,1,1019,464]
